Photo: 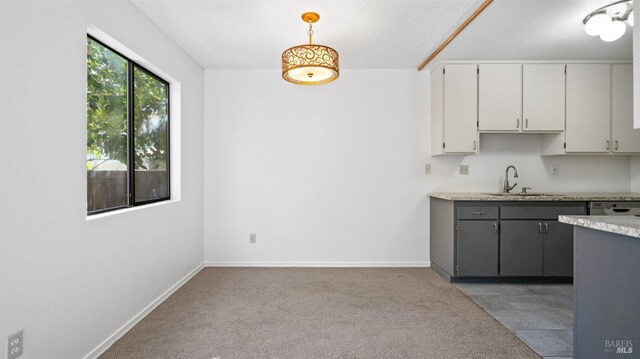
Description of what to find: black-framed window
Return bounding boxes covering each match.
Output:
[87,36,170,215]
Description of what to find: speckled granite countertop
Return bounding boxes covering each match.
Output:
[429,192,640,201]
[559,215,640,238]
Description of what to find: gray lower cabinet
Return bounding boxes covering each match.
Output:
[543,220,574,276]
[429,198,586,282]
[501,220,576,277]
[500,220,544,276]
[457,220,498,276]
[500,205,585,277]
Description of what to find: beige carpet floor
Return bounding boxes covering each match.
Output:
[100,268,540,359]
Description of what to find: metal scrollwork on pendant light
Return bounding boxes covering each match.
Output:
[282,12,339,85]
[583,0,633,42]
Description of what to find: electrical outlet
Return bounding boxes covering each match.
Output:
[459,164,469,175]
[551,164,559,176]
[249,233,256,243]
[425,164,431,174]
[8,330,23,359]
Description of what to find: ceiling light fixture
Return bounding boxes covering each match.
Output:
[282,12,339,85]
[583,0,633,42]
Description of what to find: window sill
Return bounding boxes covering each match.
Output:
[86,199,179,221]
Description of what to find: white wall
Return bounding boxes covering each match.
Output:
[0,1,204,358]
[430,133,631,193]
[204,69,633,266]
[204,70,430,265]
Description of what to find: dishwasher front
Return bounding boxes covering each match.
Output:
[588,201,640,216]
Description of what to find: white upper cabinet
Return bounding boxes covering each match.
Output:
[479,64,522,132]
[432,61,638,156]
[565,64,611,153]
[431,64,478,155]
[612,64,640,153]
[443,65,479,153]
[542,63,640,156]
[478,64,564,133]
[522,64,565,132]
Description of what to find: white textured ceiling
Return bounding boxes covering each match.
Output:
[432,0,632,68]
[131,0,633,70]
[130,0,479,69]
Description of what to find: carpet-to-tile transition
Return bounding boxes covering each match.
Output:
[456,283,573,359]
[101,268,540,359]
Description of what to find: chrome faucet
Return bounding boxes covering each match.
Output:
[503,165,519,193]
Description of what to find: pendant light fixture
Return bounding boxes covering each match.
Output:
[281,12,339,85]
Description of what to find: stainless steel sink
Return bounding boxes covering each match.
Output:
[483,192,563,197]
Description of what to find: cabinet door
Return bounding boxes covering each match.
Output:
[612,64,640,153]
[500,220,543,276]
[522,64,565,132]
[443,65,478,153]
[566,64,611,152]
[479,64,522,131]
[431,66,445,155]
[543,221,573,277]
[457,220,499,276]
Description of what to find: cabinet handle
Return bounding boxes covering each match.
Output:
[538,222,542,233]
[606,140,611,151]
[516,118,520,128]
[614,140,619,151]
[472,211,485,215]
[544,222,549,234]
[494,223,498,233]
[473,140,477,151]
[525,118,529,128]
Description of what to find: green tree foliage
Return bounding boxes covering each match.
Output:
[134,68,168,171]
[87,38,127,168]
[87,38,168,171]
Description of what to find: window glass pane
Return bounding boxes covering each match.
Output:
[133,66,169,202]
[87,38,129,213]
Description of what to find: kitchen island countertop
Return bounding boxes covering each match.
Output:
[559,215,640,239]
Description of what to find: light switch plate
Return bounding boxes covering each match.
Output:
[425,164,431,174]
[551,164,559,176]
[459,164,469,175]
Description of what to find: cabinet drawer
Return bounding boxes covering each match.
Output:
[501,206,586,220]
[457,206,499,219]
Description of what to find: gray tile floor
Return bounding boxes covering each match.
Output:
[456,283,573,359]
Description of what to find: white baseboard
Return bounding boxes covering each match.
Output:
[83,263,204,359]
[204,261,431,268]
